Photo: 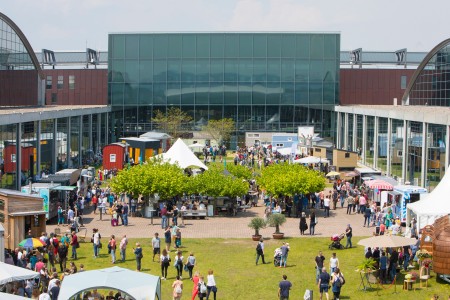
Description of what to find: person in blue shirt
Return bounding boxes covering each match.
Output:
[278,274,292,300]
[379,251,388,283]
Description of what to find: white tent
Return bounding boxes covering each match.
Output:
[0,262,40,285]
[59,266,161,300]
[162,138,208,170]
[293,156,328,164]
[407,166,450,229]
[275,147,301,156]
[0,293,28,300]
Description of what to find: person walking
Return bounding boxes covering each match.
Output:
[345,224,352,248]
[331,267,345,300]
[206,269,217,300]
[57,206,64,226]
[161,249,171,280]
[318,267,330,300]
[185,252,196,280]
[57,243,68,273]
[346,195,354,215]
[278,274,292,300]
[329,253,339,274]
[197,275,207,300]
[315,251,325,284]
[108,235,117,264]
[363,204,371,227]
[92,228,101,258]
[324,195,330,218]
[255,239,265,265]
[119,235,128,262]
[164,226,172,252]
[161,205,168,229]
[122,202,129,226]
[133,243,143,272]
[299,212,308,235]
[191,271,200,300]
[152,232,161,262]
[174,251,184,279]
[70,231,78,260]
[279,243,289,268]
[172,275,183,300]
[309,210,317,235]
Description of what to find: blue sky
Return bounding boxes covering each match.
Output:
[4,0,449,52]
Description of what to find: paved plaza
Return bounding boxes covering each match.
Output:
[47,192,374,240]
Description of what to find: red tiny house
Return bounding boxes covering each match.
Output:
[103,143,127,170]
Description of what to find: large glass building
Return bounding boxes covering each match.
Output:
[108,33,340,146]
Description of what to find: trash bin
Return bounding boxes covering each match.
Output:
[303,289,313,300]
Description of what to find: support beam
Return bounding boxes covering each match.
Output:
[352,114,357,152]
[67,117,72,168]
[105,113,109,145]
[336,112,341,149]
[52,118,58,173]
[446,125,449,172]
[15,123,22,190]
[373,117,379,169]
[362,115,367,165]
[36,120,41,177]
[88,114,93,153]
[344,113,349,150]
[78,117,82,167]
[421,122,427,188]
[97,113,101,153]
[386,118,392,177]
[401,120,408,183]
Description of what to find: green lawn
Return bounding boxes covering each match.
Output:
[69,237,450,299]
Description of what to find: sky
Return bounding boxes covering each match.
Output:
[3,0,450,53]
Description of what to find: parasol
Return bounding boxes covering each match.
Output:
[366,179,393,190]
[358,235,418,248]
[18,238,44,249]
[344,171,357,177]
[326,171,340,177]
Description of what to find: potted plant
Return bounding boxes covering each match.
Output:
[268,214,286,239]
[248,217,266,241]
[356,258,377,273]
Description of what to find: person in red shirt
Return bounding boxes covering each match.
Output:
[92,195,98,214]
[70,231,78,260]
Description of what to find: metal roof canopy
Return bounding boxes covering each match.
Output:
[51,186,77,191]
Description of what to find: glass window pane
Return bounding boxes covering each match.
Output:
[281,35,296,57]
[196,35,210,57]
[295,60,309,81]
[253,58,267,82]
[125,35,139,59]
[225,35,238,57]
[267,59,280,82]
[252,83,265,104]
[224,59,238,81]
[281,82,294,104]
[154,35,168,58]
[310,60,323,81]
[139,35,153,59]
[266,82,280,104]
[181,82,195,104]
[238,82,251,104]
[281,59,295,81]
[310,34,324,59]
[125,60,139,82]
[239,34,253,57]
[110,83,124,105]
[324,35,336,59]
[309,82,323,103]
[267,35,281,57]
[139,60,153,83]
[295,82,309,104]
[124,83,138,105]
[167,59,181,82]
[139,84,153,104]
[209,82,224,104]
[153,59,167,81]
[195,82,209,104]
[323,82,335,104]
[253,35,267,58]
[112,35,125,58]
[238,59,252,82]
[323,60,337,82]
[224,82,237,104]
[111,60,125,82]
[182,35,196,58]
[153,83,167,104]
[296,35,310,58]
[196,59,209,81]
[168,35,182,58]
[182,59,196,82]
[210,59,224,81]
[211,34,224,57]
[167,82,181,105]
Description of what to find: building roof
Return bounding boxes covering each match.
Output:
[139,132,171,139]
[0,189,42,199]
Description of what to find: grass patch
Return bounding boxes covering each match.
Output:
[69,237,449,299]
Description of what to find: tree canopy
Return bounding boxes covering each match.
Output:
[203,118,235,145]
[258,163,325,196]
[151,107,192,138]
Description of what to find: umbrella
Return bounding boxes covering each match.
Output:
[188,143,205,148]
[344,171,357,177]
[18,238,44,249]
[357,235,418,248]
[326,171,340,177]
[366,179,393,190]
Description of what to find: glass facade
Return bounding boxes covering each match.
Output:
[408,41,450,106]
[108,33,340,142]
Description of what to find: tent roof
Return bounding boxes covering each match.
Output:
[0,293,28,300]
[162,138,208,170]
[0,262,40,285]
[408,166,450,228]
[59,266,161,300]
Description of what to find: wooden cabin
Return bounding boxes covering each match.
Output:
[0,189,46,250]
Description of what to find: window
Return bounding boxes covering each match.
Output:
[46,76,52,89]
[401,75,407,89]
[11,154,16,163]
[276,143,284,147]
[57,76,64,89]
[315,148,322,152]
[287,137,292,142]
[51,93,57,104]
[69,75,75,89]
[110,154,116,163]
[247,133,260,138]
[397,150,403,157]
[345,152,350,158]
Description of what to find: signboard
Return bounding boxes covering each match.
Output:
[298,126,314,147]
[39,189,50,219]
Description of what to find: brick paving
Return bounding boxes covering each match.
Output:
[47,192,375,240]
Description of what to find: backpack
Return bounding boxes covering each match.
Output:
[256,243,262,253]
[199,282,207,294]
[334,275,345,287]
[175,284,182,294]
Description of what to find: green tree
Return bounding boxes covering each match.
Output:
[203,118,235,145]
[192,165,248,198]
[258,163,325,196]
[151,107,192,138]
[226,164,253,180]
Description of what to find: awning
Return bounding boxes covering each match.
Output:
[0,262,40,285]
[366,179,394,190]
[51,186,77,191]
[9,210,47,217]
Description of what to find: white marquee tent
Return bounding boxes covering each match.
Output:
[162,138,208,170]
[407,166,450,229]
[59,266,161,300]
[0,262,40,285]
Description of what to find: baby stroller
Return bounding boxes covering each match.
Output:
[273,248,282,267]
[328,233,345,250]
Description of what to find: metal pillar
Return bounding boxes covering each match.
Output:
[373,117,379,169]
[421,122,428,187]
[446,125,449,172]
[352,114,357,152]
[362,115,367,165]
[336,112,342,149]
[15,123,22,190]
[401,120,408,183]
[97,113,101,152]
[36,121,41,177]
[88,114,93,153]
[386,118,392,177]
[344,113,349,150]
[78,117,82,167]
[67,117,72,168]
[105,113,109,145]
[52,118,58,173]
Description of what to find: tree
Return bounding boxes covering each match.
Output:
[226,164,253,180]
[151,107,192,138]
[203,118,235,145]
[258,163,325,197]
[192,165,248,198]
